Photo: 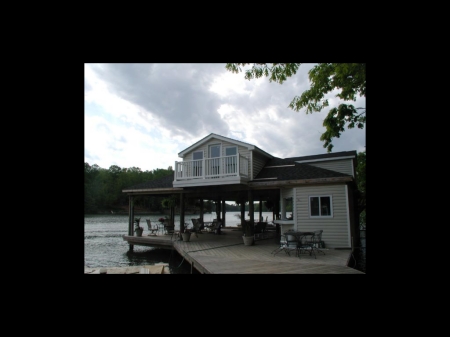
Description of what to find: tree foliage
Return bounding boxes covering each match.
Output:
[356,151,366,229]
[225,63,366,152]
[84,162,174,214]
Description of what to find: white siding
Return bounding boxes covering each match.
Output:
[293,184,350,248]
[182,139,250,161]
[309,158,354,177]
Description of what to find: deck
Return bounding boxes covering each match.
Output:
[120,228,365,274]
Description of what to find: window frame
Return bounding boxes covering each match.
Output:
[192,151,203,176]
[308,195,333,218]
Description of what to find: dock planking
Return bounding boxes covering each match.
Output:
[122,228,365,274]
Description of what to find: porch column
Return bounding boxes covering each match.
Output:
[221,199,226,227]
[129,195,134,251]
[259,197,262,222]
[248,189,254,224]
[281,197,286,220]
[180,193,185,233]
[240,200,245,230]
[216,199,221,220]
[199,199,204,222]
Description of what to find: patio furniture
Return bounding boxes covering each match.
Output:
[297,232,316,259]
[307,230,325,255]
[205,220,223,234]
[189,218,204,238]
[164,219,179,240]
[146,219,158,236]
[254,221,267,239]
[272,231,298,256]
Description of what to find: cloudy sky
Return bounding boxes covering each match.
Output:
[85,63,366,172]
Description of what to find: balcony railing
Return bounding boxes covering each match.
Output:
[175,154,249,181]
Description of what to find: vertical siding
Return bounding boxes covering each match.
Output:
[309,158,354,177]
[293,184,350,248]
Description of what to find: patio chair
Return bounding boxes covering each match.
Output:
[146,219,158,236]
[206,220,223,234]
[189,218,203,238]
[272,231,297,256]
[197,218,205,231]
[297,232,316,259]
[308,230,325,255]
[164,220,179,240]
[254,221,267,239]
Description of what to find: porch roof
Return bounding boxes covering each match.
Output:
[252,150,355,182]
[252,163,351,182]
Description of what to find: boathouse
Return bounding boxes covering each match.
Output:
[122,133,360,249]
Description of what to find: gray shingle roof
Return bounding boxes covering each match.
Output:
[253,151,356,181]
[265,150,357,166]
[253,163,350,181]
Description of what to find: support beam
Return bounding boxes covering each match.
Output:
[221,199,226,227]
[248,189,254,225]
[200,199,204,222]
[180,193,185,233]
[259,197,262,222]
[129,196,134,251]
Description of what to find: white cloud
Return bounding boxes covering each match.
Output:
[85,63,366,172]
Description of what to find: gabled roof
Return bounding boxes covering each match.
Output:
[178,133,274,159]
[253,151,356,182]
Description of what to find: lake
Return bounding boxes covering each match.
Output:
[84,212,275,274]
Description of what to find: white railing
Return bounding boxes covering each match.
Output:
[175,154,249,181]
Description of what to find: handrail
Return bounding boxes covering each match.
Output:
[175,154,249,181]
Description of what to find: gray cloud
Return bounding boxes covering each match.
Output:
[86,63,365,167]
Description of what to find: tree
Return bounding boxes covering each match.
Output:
[356,150,366,229]
[225,63,366,152]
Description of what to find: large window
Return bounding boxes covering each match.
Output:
[309,195,333,217]
[193,151,203,176]
[224,146,237,174]
[209,144,221,176]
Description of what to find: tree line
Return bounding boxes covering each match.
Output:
[85,150,365,229]
[84,163,175,214]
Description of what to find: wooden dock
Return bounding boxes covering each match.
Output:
[119,228,364,274]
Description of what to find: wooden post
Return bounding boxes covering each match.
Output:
[180,193,185,233]
[215,199,221,220]
[259,197,262,222]
[248,189,254,227]
[221,199,226,227]
[129,195,134,251]
[240,200,245,232]
[199,199,204,222]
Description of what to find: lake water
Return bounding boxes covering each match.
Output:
[84,212,275,274]
[85,211,365,273]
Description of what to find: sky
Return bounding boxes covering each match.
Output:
[85,63,366,172]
